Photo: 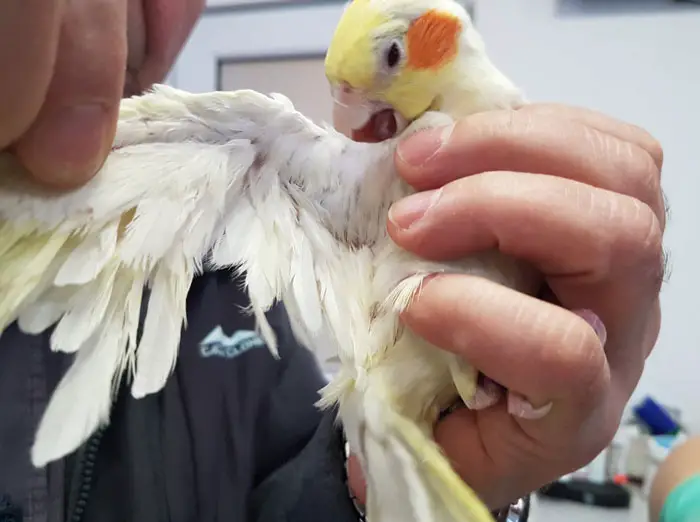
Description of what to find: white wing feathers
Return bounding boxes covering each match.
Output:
[0,84,392,467]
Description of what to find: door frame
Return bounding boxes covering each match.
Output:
[216,52,326,91]
[168,1,348,93]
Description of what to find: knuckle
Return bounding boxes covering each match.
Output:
[607,118,664,169]
[641,208,664,255]
[630,202,665,275]
[649,139,664,170]
[591,131,662,211]
[605,197,664,287]
[634,126,664,170]
[630,145,663,211]
[558,316,610,402]
[632,140,661,182]
[641,218,666,294]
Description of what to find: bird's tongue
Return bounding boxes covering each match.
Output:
[351,109,398,143]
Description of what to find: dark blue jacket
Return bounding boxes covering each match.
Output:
[0,270,360,522]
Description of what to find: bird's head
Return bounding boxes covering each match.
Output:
[325,0,523,142]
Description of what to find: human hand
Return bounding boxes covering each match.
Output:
[348,104,666,509]
[0,0,204,189]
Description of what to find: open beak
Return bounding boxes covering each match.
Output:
[331,83,408,143]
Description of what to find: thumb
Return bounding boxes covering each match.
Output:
[13,0,127,189]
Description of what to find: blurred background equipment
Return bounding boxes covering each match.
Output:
[536,395,692,520]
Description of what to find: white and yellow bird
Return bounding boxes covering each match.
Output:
[0,0,535,520]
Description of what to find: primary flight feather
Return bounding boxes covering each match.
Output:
[0,1,537,521]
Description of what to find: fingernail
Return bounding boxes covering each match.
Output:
[397,124,453,166]
[465,378,503,410]
[24,104,110,183]
[573,308,607,346]
[388,188,443,230]
[507,392,553,420]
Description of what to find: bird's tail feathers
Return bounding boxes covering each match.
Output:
[356,391,495,522]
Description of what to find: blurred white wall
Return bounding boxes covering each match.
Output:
[171,0,700,430]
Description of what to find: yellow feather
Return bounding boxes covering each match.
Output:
[324,2,389,90]
[389,411,495,522]
[0,226,71,329]
[0,220,36,257]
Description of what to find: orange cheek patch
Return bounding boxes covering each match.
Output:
[406,10,461,70]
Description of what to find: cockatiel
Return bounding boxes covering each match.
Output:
[0,0,536,521]
[324,0,530,413]
[325,0,525,140]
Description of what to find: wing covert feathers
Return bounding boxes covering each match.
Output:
[0,84,377,466]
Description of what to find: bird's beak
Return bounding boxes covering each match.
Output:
[330,82,408,143]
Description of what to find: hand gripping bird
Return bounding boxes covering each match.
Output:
[0,0,537,520]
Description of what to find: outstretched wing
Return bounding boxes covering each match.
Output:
[0,84,390,467]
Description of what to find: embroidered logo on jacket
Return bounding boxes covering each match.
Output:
[198,326,266,359]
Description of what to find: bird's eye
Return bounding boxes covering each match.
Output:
[385,41,402,70]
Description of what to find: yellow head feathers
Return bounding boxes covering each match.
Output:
[324,0,391,92]
[324,0,466,122]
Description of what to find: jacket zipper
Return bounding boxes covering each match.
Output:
[69,428,105,522]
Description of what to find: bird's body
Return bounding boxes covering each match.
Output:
[0,1,536,520]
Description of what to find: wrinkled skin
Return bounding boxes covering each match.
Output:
[0,1,667,513]
[0,0,204,189]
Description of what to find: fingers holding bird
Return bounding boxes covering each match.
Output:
[388,106,665,506]
[406,274,610,415]
[389,107,665,384]
[394,106,665,226]
[389,167,663,383]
